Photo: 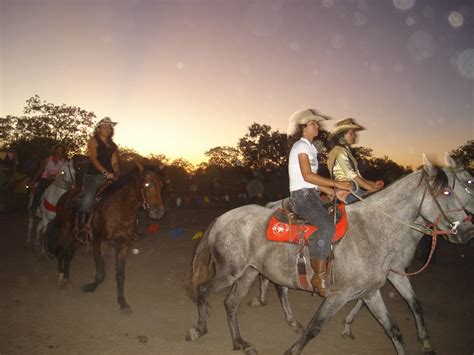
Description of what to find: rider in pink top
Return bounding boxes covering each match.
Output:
[30,144,67,210]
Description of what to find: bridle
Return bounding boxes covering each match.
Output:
[53,162,75,190]
[391,168,472,275]
[348,168,472,276]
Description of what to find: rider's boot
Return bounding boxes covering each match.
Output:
[310,257,327,297]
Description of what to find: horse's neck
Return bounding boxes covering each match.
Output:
[348,171,424,225]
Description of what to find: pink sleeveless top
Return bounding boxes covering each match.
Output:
[41,156,65,179]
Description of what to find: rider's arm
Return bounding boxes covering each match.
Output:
[335,151,382,192]
[111,149,120,177]
[30,157,48,183]
[298,153,351,191]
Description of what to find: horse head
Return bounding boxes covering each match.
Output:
[54,160,76,190]
[136,161,166,220]
[420,154,473,244]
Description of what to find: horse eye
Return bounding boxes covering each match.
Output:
[468,179,473,185]
[144,182,151,187]
[443,190,451,196]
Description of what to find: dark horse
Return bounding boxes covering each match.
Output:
[48,163,165,312]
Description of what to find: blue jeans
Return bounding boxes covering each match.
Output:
[344,186,367,204]
[289,188,334,259]
[78,173,107,213]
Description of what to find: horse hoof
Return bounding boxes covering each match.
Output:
[289,320,304,334]
[186,327,205,341]
[120,306,133,315]
[81,283,97,293]
[242,344,258,355]
[248,298,266,307]
[341,330,355,340]
[58,279,72,289]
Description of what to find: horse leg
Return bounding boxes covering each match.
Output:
[362,289,406,355]
[388,273,435,355]
[186,273,240,342]
[224,268,259,354]
[115,242,131,312]
[276,285,304,334]
[82,241,106,293]
[25,215,34,248]
[341,299,364,339]
[248,274,269,306]
[285,294,348,355]
[58,242,78,288]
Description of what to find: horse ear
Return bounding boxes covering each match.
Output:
[136,161,144,172]
[443,151,457,169]
[422,153,437,176]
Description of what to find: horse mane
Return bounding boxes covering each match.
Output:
[418,165,448,195]
[100,165,162,200]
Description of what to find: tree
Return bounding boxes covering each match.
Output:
[205,146,241,168]
[238,123,288,172]
[3,95,95,159]
[451,140,474,174]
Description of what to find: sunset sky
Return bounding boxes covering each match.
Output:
[1,0,473,168]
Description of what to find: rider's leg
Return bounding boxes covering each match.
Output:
[290,188,334,296]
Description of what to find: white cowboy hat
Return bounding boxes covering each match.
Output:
[287,108,328,136]
[95,117,117,130]
[328,118,365,140]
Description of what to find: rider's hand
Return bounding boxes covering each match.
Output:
[335,190,350,202]
[104,172,115,180]
[335,180,352,191]
[375,180,384,190]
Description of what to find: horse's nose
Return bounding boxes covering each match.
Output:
[149,206,165,220]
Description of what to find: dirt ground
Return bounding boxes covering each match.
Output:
[1,207,473,355]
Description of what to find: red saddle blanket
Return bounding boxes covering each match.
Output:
[266,204,348,244]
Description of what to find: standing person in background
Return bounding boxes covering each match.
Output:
[77,117,120,241]
[287,108,352,297]
[327,118,384,204]
[29,143,67,211]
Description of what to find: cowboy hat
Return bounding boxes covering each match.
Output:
[328,118,365,140]
[287,108,328,136]
[95,117,117,129]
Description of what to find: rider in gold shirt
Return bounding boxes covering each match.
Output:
[327,118,384,203]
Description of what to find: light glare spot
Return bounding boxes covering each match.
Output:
[176,62,184,70]
[407,30,436,62]
[393,0,415,11]
[456,49,474,79]
[422,5,435,19]
[405,16,416,26]
[330,34,345,49]
[448,11,464,28]
[352,11,368,26]
[322,0,335,8]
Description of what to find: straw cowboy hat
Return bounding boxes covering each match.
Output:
[328,118,365,140]
[95,117,117,130]
[287,108,328,136]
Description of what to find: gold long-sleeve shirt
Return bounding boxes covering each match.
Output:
[331,148,360,181]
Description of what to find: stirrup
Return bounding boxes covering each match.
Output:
[75,227,93,243]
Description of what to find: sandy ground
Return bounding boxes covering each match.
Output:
[0,207,473,355]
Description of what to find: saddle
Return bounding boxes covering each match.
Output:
[266,198,348,245]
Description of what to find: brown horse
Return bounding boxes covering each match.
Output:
[48,163,165,312]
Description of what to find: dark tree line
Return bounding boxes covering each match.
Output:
[1,96,472,203]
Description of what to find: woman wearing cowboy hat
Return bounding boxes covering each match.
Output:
[77,117,120,241]
[287,108,352,297]
[30,143,67,211]
[327,118,384,204]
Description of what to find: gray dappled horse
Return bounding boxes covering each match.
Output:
[25,160,76,257]
[186,155,473,355]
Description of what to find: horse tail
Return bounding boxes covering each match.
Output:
[187,219,216,303]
